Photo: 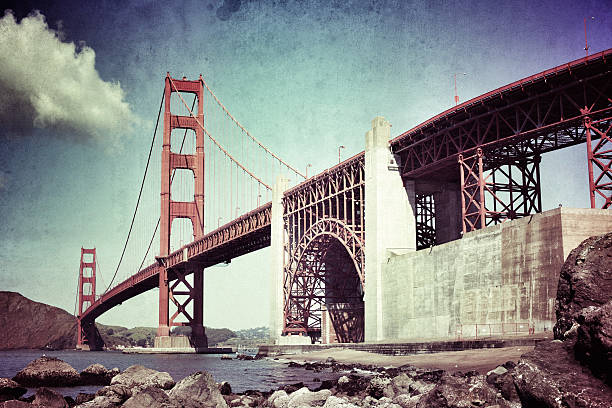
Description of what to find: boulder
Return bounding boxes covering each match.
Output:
[486,366,518,402]
[287,387,331,407]
[31,387,68,408]
[74,393,95,405]
[80,364,115,385]
[574,301,612,384]
[511,339,612,408]
[166,371,228,408]
[82,384,133,407]
[335,375,369,396]
[219,381,232,395]
[0,379,26,402]
[323,395,358,408]
[367,375,391,399]
[110,365,174,390]
[393,393,421,408]
[267,390,289,408]
[554,232,612,340]
[12,356,80,387]
[122,386,173,408]
[416,372,510,408]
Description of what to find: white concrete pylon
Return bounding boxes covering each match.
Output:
[364,116,416,342]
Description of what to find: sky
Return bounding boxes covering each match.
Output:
[0,0,610,331]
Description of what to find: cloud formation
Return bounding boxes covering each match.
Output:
[0,10,136,142]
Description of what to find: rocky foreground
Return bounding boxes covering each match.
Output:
[1,232,611,407]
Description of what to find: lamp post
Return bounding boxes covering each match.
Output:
[338,146,345,164]
[454,73,467,106]
[584,16,595,57]
[306,163,312,178]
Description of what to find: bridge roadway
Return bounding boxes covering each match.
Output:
[80,48,611,326]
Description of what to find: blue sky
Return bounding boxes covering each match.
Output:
[0,0,610,330]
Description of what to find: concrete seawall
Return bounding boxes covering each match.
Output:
[381,207,612,341]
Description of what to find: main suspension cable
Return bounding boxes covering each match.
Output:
[103,90,164,294]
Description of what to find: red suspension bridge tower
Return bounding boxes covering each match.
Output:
[156,74,207,348]
[76,247,100,350]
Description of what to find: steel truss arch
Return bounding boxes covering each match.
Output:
[283,218,364,339]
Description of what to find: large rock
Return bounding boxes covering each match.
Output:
[0,378,26,402]
[80,364,116,385]
[122,386,173,408]
[287,387,331,407]
[166,371,228,408]
[574,301,612,384]
[75,384,132,407]
[554,232,612,339]
[511,339,612,408]
[32,387,68,408]
[267,390,289,408]
[416,372,510,408]
[13,356,80,387]
[110,365,174,390]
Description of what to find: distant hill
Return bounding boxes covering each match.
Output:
[0,291,77,350]
[0,291,240,349]
[218,326,270,348]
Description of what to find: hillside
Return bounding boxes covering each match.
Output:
[0,291,77,350]
[0,291,239,349]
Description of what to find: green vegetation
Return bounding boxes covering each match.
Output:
[96,324,238,348]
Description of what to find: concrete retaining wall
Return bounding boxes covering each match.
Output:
[381,208,612,342]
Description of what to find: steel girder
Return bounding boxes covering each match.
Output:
[415,194,436,249]
[282,156,365,341]
[392,51,612,180]
[584,115,612,208]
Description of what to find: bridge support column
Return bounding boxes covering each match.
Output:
[364,117,416,342]
[269,175,288,344]
[584,115,612,209]
[415,181,462,246]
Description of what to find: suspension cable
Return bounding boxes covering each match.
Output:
[169,76,272,190]
[137,95,198,271]
[103,90,164,294]
[200,76,305,179]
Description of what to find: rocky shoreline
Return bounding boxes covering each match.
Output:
[1,233,610,407]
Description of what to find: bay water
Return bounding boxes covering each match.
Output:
[0,349,343,398]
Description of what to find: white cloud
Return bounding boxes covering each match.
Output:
[0,10,136,142]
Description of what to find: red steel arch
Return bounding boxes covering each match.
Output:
[283,218,364,341]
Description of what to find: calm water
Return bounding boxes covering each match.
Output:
[0,350,343,398]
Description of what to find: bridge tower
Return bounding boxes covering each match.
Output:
[156,74,207,349]
[76,247,98,350]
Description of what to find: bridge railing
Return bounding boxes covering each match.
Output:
[164,202,272,269]
[455,322,534,340]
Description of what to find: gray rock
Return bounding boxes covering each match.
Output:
[32,387,68,408]
[367,376,391,399]
[13,356,80,387]
[110,365,174,390]
[0,378,26,402]
[511,339,612,408]
[93,384,132,405]
[575,300,612,384]
[80,364,114,386]
[122,386,173,408]
[393,394,421,408]
[416,373,510,408]
[554,232,612,340]
[287,387,331,407]
[219,381,232,395]
[1,401,32,407]
[167,371,228,408]
[268,390,289,408]
[322,396,359,408]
